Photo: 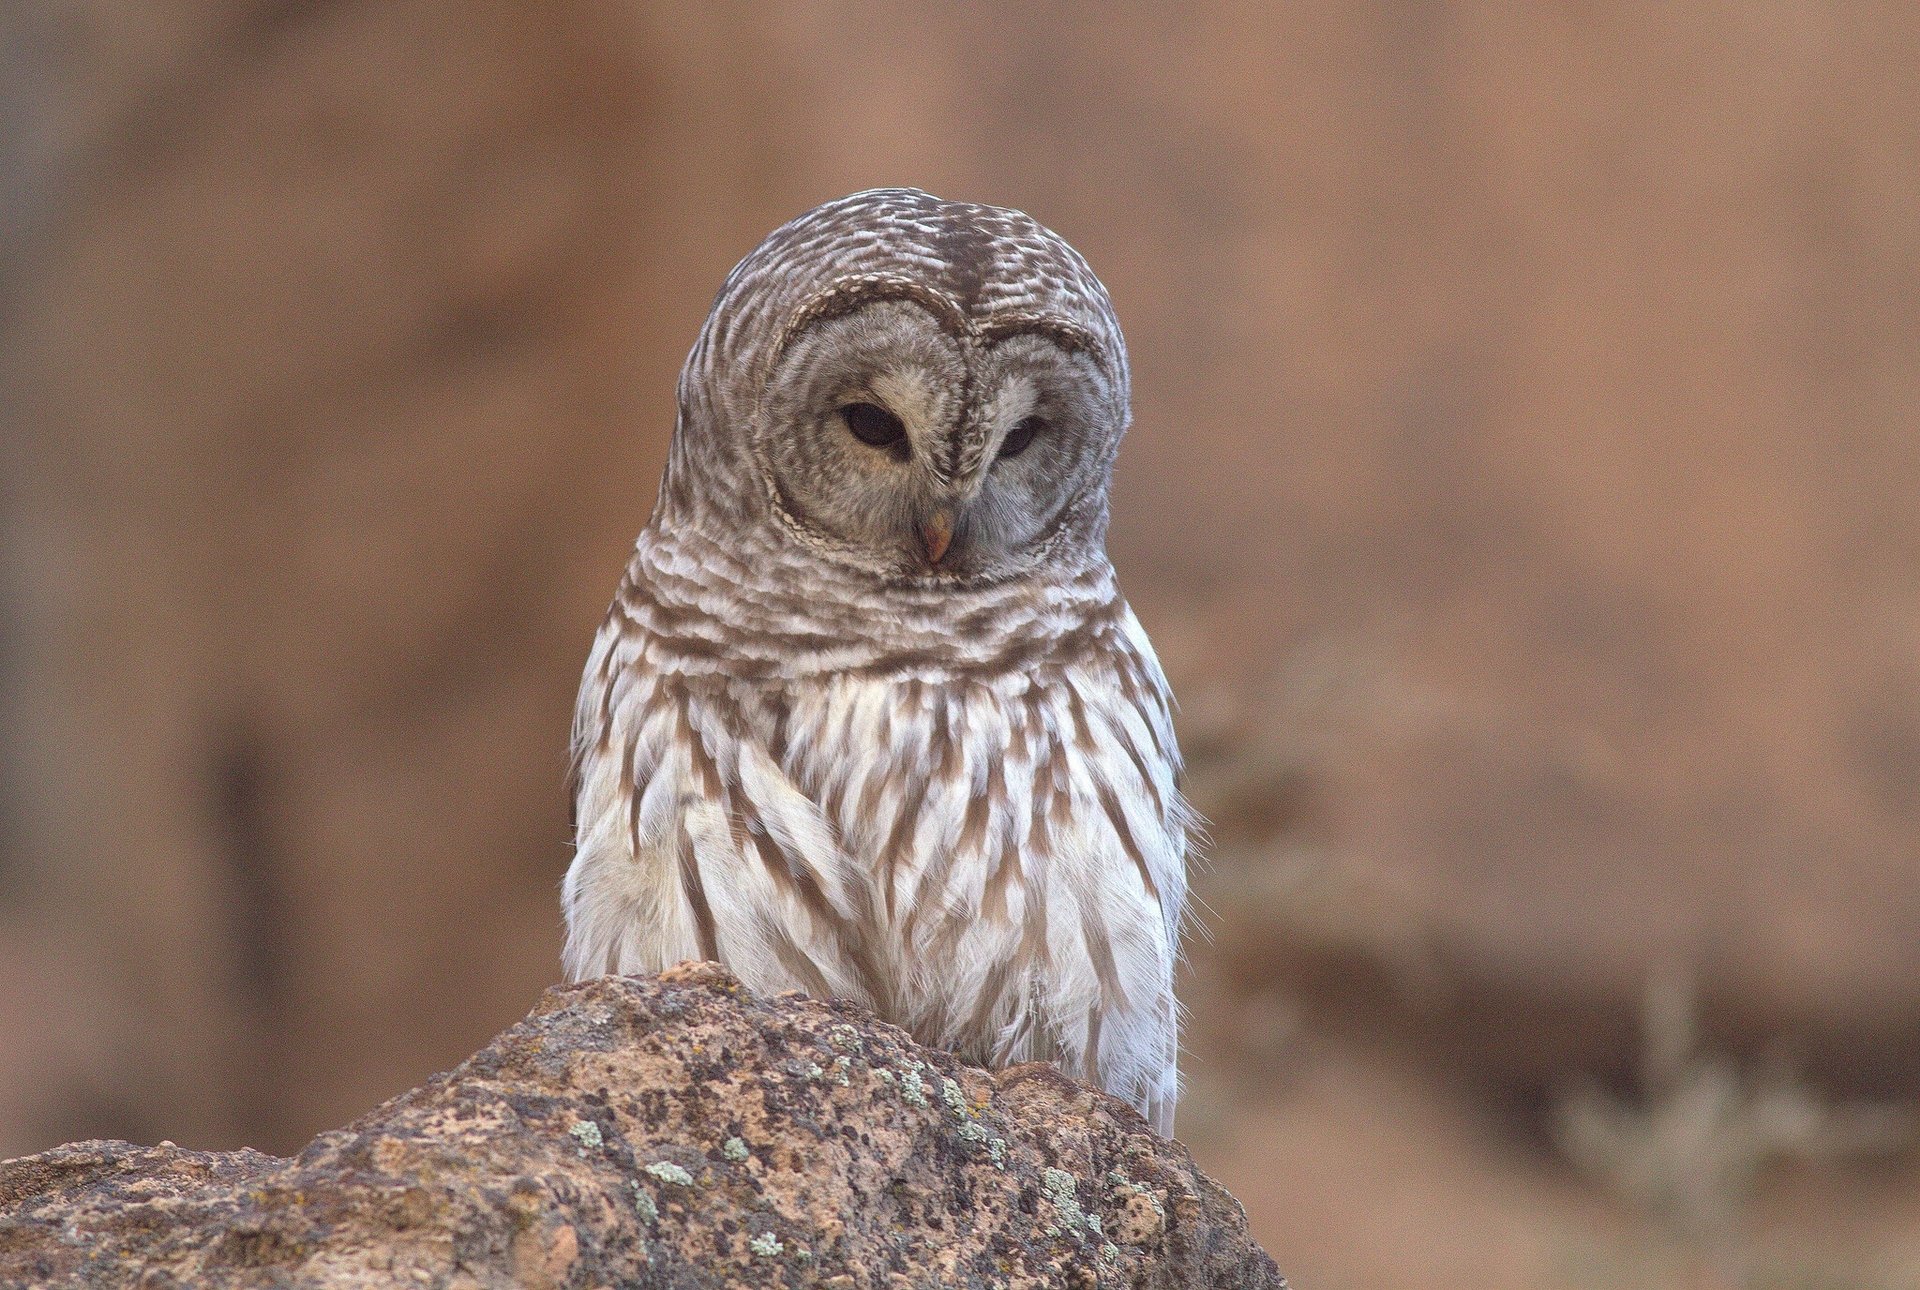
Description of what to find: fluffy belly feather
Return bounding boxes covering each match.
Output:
[565,638,1187,1131]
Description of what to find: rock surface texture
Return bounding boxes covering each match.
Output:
[0,964,1283,1288]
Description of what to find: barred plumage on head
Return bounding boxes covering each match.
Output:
[565,189,1191,1132]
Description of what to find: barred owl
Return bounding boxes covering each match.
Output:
[565,189,1191,1132]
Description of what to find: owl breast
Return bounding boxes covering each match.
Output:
[564,568,1188,1129]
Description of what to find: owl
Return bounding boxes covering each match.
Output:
[565,189,1191,1132]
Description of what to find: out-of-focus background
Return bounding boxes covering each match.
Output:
[3,5,1917,1286]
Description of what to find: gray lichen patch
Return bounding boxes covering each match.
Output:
[720,1137,749,1162]
[747,1231,784,1258]
[956,1120,1009,1170]
[642,1161,695,1186]
[567,1120,603,1152]
[939,1076,970,1120]
[629,1181,659,1223]
[1042,1167,1089,1231]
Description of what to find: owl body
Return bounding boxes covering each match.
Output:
[565,190,1189,1131]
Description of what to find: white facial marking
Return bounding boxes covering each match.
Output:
[868,366,947,448]
[980,372,1038,443]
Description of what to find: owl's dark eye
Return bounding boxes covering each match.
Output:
[997,416,1046,461]
[841,402,907,450]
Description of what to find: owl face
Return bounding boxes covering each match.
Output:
[756,291,1122,582]
[662,190,1131,586]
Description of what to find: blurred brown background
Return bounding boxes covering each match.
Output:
[3,4,1918,1287]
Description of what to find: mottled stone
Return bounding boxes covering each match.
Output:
[0,965,1283,1288]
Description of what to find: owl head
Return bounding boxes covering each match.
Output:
[658,189,1131,584]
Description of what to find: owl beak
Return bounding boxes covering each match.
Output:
[919,507,956,566]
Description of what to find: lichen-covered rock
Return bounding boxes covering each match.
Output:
[0,964,1284,1288]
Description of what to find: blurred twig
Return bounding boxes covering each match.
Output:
[1555,965,1914,1241]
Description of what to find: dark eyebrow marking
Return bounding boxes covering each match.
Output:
[977,312,1110,372]
[772,275,970,365]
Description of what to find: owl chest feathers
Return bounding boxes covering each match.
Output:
[564,539,1188,1123]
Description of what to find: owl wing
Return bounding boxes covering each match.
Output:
[565,603,886,999]
[1023,605,1189,1134]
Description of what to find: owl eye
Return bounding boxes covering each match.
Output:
[997,416,1046,461]
[841,402,907,450]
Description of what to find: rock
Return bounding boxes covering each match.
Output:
[0,964,1283,1288]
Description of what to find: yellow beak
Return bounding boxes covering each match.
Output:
[919,508,955,566]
